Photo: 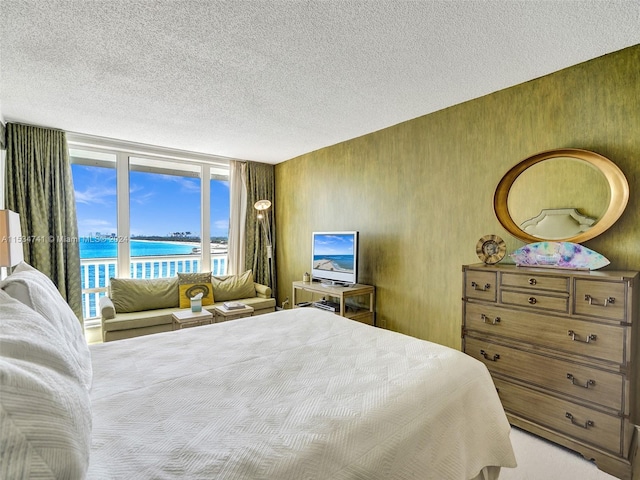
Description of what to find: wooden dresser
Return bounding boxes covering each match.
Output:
[462,263,639,479]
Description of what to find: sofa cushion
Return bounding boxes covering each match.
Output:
[217,296,275,313]
[211,270,256,302]
[103,296,276,336]
[177,272,214,308]
[254,283,272,298]
[103,323,173,342]
[110,277,179,313]
[102,307,177,332]
[99,296,116,320]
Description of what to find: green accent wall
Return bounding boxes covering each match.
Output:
[275,45,640,349]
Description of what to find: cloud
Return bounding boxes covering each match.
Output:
[74,185,116,205]
[80,218,113,228]
[129,183,156,204]
[77,218,116,237]
[213,219,229,230]
[130,191,156,205]
[166,175,200,193]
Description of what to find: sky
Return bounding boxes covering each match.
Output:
[313,233,356,256]
[72,164,230,238]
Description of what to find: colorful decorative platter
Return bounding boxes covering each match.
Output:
[510,242,609,270]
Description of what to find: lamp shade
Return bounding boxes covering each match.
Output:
[0,210,24,267]
[254,199,271,212]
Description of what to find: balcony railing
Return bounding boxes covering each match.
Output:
[80,253,227,322]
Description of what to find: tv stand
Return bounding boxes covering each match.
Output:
[292,281,375,326]
[320,280,352,287]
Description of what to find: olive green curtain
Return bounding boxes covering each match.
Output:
[5,123,83,323]
[245,161,276,299]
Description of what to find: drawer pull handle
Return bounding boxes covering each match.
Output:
[584,294,615,307]
[568,330,597,343]
[471,281,490,291]
[567,373,596,388]
[565,412,594,429]
[480,349,500,362]
[528,297,537,305]
[528,278,537,285]
[481,314,501,325]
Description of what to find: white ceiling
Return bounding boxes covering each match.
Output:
[1,1,639,164]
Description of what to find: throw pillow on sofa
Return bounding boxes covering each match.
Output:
[109,277,179,313]
[211,270,256,302]
[177,272,214,308]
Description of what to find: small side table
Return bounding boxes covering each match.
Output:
[213,304,254,323]
[172,309,213,330]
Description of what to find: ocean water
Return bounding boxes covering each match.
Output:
[79,239,226,285]
[80,238,195,259]
[313,254,354,272]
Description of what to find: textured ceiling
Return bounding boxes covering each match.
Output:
[1,1,639,164]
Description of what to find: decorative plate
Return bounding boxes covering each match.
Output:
[476,235,506,265]
[510,242,609,270]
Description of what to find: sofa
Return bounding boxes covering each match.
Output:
[99,270,276,342]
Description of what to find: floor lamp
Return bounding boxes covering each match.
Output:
[0,209,25,276]
[254,200,274,296]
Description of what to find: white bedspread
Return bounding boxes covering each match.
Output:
[88,309,516,479]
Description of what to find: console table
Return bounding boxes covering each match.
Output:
[213,304,254,323]
[172,309,213,330]
[292,281,375,326]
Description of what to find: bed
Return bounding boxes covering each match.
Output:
[1,263,517,479]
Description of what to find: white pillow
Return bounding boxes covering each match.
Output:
[0,262,92,389]
[0,290,92,479]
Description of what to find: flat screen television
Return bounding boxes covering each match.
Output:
[311,231,358,286]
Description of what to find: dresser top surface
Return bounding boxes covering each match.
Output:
[464,263,639,280]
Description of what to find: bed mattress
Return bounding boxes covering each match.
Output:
[88,308,516,479]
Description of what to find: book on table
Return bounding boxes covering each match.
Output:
[223,301,246,310]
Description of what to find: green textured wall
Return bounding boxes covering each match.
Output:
[275,45,640,349]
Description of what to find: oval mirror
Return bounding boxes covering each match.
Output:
[494,148,629,243]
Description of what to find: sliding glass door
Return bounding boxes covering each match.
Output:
[69,138,230,324]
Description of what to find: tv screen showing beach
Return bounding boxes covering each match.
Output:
[313,233,355,274]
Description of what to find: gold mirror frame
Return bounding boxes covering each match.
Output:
[494,148,629,243]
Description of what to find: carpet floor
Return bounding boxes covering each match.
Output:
[500,427,618,479]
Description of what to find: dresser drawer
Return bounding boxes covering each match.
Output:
[465,337,623,411]
[574,279,626,321]
[501,272,569,293]
[464,270,497,302]
[464,303,625,364]
[494,378,623,454]
[501,289,569,314]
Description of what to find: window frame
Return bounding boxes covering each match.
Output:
[68,133,231,325]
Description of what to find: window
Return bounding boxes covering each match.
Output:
[70,149,117,320]
[210,174,230,275]
[69,135,230,325]
[129,157,202,279]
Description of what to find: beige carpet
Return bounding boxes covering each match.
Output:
[500,427,618,480]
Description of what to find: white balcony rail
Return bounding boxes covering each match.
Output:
[80,253,227,322]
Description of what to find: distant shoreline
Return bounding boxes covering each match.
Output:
[79,238,228,260]
[134,239,200,247]
[131,239,228,250]
[313,258,351,273]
